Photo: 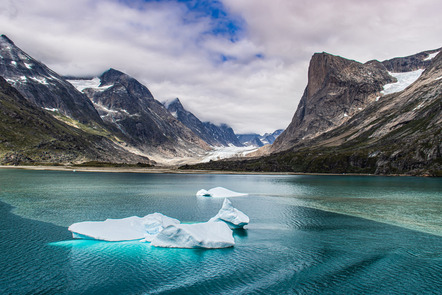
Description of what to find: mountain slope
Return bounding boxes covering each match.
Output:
[184,49,441,176]
[0,76,151,165]
[77,69,210,163]
[165,98,243,147]
[271,52,395,152]
[0,35,102,125]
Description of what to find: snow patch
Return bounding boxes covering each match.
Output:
[170,111,178,118]
[343,113,349,117]
[29,76,49,85]
[435,76,442,81]
[10,61,17,66]
[68,77,112,92]
[24,63,33,69]
[424,51,439,61]
[381,69,424,96]
[44,107,59,113]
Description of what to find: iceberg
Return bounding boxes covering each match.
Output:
[196,187,247,198]
[209,198,249,229]
[68,213,180,242]
[151,221,234,249]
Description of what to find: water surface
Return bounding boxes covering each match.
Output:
[0,169,441,294]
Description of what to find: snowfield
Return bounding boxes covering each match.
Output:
[381,69,424,96]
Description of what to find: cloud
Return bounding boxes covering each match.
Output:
[0,0,441,134]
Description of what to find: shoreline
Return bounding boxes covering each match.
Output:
[0,165,404,176]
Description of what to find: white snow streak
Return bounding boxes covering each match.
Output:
[424,51,440,61]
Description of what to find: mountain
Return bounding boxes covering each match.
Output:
[165,98,243,147]
[75,69,210,162]
[184,49,441,176]
[0,76,151,165]
[271,52,395,152]
[382,48,441,72]
[237,129,284,147]
[0,35,102,125]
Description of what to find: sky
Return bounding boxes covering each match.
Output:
[0,0,441,134]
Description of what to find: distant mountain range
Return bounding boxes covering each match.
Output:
[0,34,279,166]
[185,48,442,176]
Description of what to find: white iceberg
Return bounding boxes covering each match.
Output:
[196,187,247,198]
[151,221,234,249]
[68,213,180,242]
[209,198,249,229]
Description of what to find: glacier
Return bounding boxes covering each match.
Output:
[196,187,247,198]
[151,221,235,249]
[209,198,249,229]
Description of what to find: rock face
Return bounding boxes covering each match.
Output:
[82,69,210,161]
[186,49,441,176]
[382,48,441,72]
[271,52,395,152]
[0,35,102,125]
[165,98,243,147]
[0,76,151,165]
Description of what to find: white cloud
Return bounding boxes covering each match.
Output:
[0,0,441,134]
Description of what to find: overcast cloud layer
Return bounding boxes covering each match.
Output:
[0,0,441,133]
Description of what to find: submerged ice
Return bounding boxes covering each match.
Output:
[68,197,249,249]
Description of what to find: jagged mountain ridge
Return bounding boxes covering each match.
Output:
[0,76,152,165]
[237,129,284,147]
[0,35,102,125]
[165,98,243,147]
[79,69,210,162]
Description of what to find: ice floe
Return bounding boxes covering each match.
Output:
[209,198,249,229]
[151,221,234,249]
[68,195,249,249]
[196,187,247,198]
[68,213,179,242]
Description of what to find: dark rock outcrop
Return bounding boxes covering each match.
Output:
[0,34,102,125]
[382,48,441,72]
[165,98,243,147]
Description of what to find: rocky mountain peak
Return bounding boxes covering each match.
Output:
[271,52,395,152]
[99,68,127,86]
[0,34,14,45]
[382,48,442,72]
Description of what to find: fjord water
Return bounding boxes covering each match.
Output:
[0,169,441,294]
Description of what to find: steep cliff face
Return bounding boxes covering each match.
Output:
[186,49,441,175]
[271,52,394,152]
[165,98,243,147]
[81,69,210,162]
[0,35,102,125]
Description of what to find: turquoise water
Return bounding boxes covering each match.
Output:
[0,169,441,294]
